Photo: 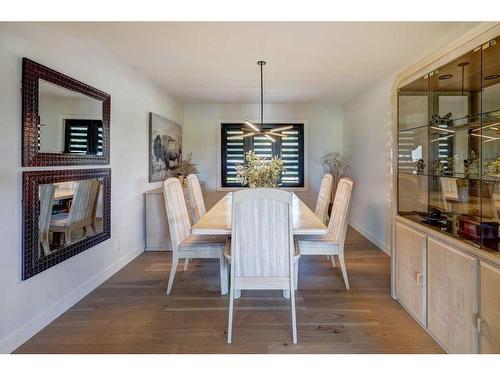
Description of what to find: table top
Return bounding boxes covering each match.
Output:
[192,192,328,235]
[54,188,74,200]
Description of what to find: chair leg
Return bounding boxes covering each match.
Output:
[290,280,298,344]
[219,255,228,295]
[227,283,235,343]
[330,254,336,268]
[64,229,72,245]
[338,251,350,290]
[166,255,179,295]
[183,258,190,271]
[86,225,94,236]
[42,241,51,256]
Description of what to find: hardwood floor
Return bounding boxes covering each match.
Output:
[15,228,443,354]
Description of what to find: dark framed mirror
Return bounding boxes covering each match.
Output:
[22,168,111,280]
[22,58,111,166]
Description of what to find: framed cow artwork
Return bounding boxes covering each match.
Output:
[148,113,182,182]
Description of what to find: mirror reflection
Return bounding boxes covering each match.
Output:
[38,179,104,258]
[38,79,103,154]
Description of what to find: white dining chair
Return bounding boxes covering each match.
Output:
[39,184,55,257]
[315,173,333,224]
[162,177,228,295]
[187,174,206,223]
[184,174,207,271]
[49,179,100,245]
[296,177,354,290]
[226,188,298,344]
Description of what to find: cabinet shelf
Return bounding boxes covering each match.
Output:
[398,109,500,134]
[397,171,500,182]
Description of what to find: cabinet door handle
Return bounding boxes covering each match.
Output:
[476,315,486,336]
[416,272,424,287]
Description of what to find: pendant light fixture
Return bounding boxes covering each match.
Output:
[228,61,293,141]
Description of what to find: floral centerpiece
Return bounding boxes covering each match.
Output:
[235,150,286,188]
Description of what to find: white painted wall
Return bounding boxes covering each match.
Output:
[0,23,183,353]
[342,75,395,254]
[183,103,343,209]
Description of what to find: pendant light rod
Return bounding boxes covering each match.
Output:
[257,61,266,125]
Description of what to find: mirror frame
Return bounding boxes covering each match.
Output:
[22,168,111,280]
[22,58,111,166]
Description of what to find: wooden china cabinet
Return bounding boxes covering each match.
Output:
[393,25,500,353]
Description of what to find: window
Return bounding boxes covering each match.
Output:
[64,119,104,155]
[221,123,305,188]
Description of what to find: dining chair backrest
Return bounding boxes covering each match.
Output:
[163,177,191,252]
[231,188,293,279]
[91,181,102,220]
[327,177,354,247]
[39,184,55,236]
[68,179,100,225]
[314,173,333,224]
[187,174,206,223]
[440,177,459,201]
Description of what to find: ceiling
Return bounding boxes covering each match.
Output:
[55,22,479,104]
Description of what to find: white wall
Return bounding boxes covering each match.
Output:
[183,103,343,209]
[342,75,394,254]
[0,23,183,353]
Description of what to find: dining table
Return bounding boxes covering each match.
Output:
[192,191,327,298]
[192,192,328,235]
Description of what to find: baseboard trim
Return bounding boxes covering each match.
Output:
[0,247,143,354]
[349,221,391,256]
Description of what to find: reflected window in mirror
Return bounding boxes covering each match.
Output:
[38,79,104,155]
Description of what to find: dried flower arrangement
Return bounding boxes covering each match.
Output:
[464,150,480,178]
[235,150,286,188]
[432,160,446,176]
[483,158,500,176]
[175,152,199,177]
[319,152,350,199]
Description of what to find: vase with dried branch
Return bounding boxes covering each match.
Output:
[235,150,286,188]
[319,152,350,201]
[174,152,199,186]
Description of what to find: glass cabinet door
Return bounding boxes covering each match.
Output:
[480,39,500,251]
[397,35,500,253]
[398,75,430,220]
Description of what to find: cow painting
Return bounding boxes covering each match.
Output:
[149,113,182,182]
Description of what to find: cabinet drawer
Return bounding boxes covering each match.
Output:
[428,237,478,353]
[479,262,500,353]
[395,222,426,326]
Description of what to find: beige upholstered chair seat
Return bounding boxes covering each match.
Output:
[49,213,70,227]
[179,235,228,253]
[296,235,338,254]
[224,241,301,259]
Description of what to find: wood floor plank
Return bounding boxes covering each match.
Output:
[14,227,444,354]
